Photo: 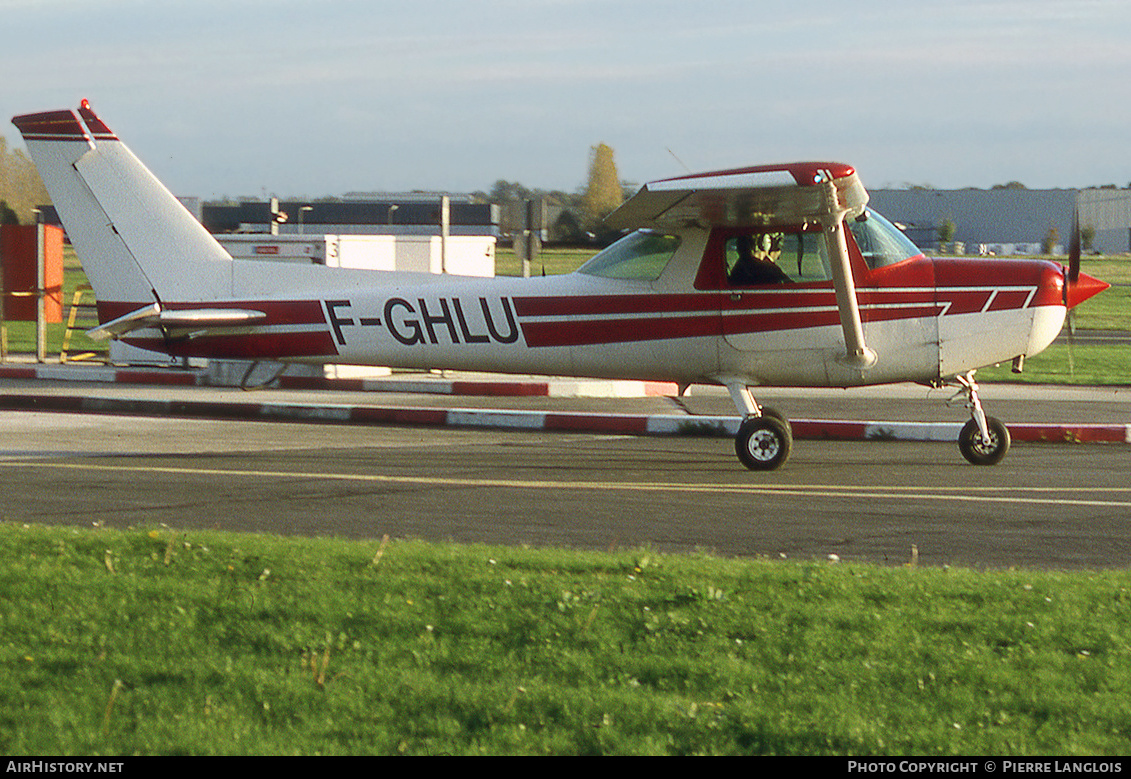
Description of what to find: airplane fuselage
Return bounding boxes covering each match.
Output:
[101,246,1069,391]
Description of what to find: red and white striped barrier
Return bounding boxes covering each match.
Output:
[0,391,1127,444]
[0,364,680,397]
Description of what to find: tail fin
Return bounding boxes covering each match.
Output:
[11,101,233,311]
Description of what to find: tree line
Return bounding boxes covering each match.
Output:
[0,137,50,225]
[0,138,626,243]
[474,143,630,243]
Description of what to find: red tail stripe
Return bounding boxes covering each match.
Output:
[77,105,117,139]
[125,331,337,359]
[12,110,87,139]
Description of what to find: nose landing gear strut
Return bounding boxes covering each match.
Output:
[949,371,1011,466]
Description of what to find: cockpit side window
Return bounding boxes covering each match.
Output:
[724,230,832,287]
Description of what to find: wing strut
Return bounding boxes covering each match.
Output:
[821,179,877,370]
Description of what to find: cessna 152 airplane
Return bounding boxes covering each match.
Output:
[12,101,1109,471]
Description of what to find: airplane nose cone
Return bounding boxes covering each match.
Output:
[1065,271,1109,309]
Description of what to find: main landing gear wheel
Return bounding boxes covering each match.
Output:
[958,416,1010,466]
[735,415,793,471]
[757,406,790,432]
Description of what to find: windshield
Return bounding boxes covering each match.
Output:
[848,208,923,269]
[576,230,681,281]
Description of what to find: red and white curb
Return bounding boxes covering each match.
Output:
[0,364,200,386]
[0,364,680,398]
[1,393,1127,444]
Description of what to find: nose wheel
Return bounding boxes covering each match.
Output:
[958,416,1010,465]
[950,371,1011,466]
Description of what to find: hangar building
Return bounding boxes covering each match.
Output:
[200,195,499,237]
[868,188,1131,256]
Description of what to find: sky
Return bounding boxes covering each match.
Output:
[3,0,1130,200]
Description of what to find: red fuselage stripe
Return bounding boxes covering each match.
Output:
[518,305,947,348]
[100,276,1052,355]
[125,331,337,359]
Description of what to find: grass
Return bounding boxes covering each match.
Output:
[3,522,1131,756]
[979,343,1131,385]
[494,246,595,277]
[1070,285,1131,331]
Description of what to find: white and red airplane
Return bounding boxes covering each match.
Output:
[12,101,1109,470]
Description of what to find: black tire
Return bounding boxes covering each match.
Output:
[735,415,793,471]
[758,406,792,437]
[958,417,1011,466]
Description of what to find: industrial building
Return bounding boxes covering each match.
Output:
[869,188,1131,256]
[199,195,498,237]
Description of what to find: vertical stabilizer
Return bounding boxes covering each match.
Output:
[12,101,234,310]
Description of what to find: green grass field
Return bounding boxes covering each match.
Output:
[495,245,596,277]
[4,523,1131,756]
[978,343,1131,385]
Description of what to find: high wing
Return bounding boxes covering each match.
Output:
[605,162,868,230]
[609,162,875,369]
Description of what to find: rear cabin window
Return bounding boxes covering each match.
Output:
[576,230,681,281]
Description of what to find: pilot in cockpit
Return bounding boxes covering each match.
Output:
[728,233,792,286]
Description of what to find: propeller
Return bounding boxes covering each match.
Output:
[1064,205,1081,376]
[1068,204,1081,287]
[1061,203,1108,308]
[1051,202,1108,377]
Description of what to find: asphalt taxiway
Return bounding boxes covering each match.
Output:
[2,363,1130,570]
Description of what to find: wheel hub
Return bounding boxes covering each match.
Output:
[747,429,781,461]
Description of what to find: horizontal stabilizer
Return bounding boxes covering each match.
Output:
[87,303,267,341]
